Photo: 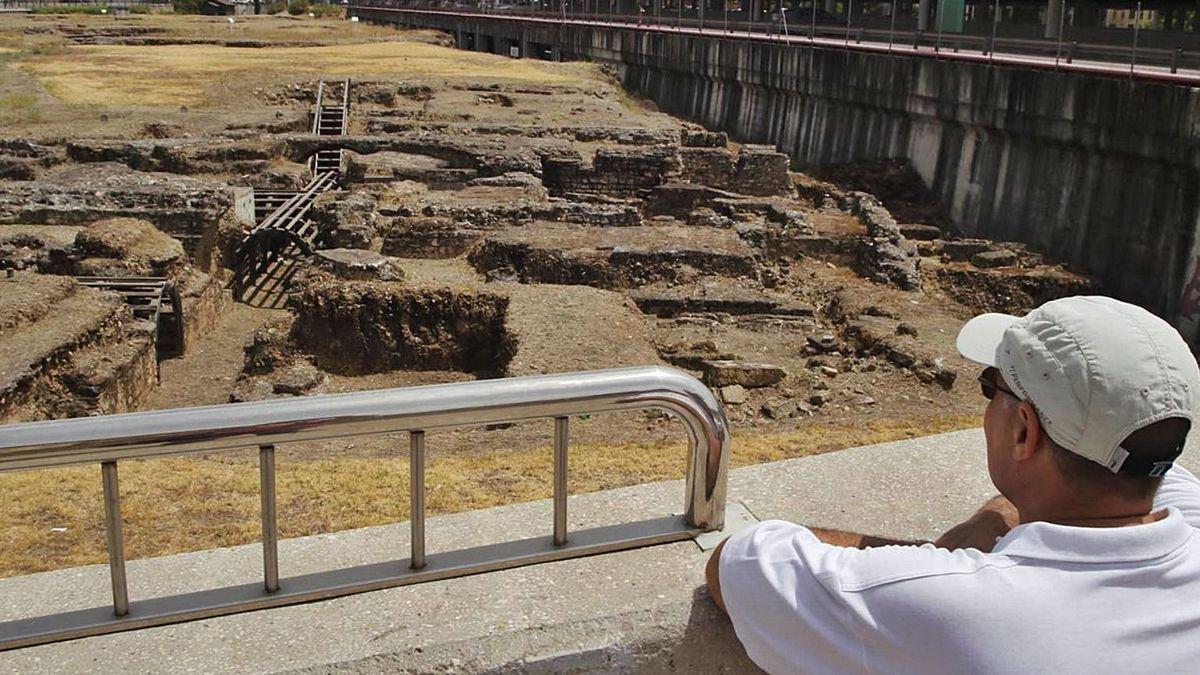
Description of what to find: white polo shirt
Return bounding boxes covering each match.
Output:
[720,466,1200,674]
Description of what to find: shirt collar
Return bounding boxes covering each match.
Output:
[991,507,1194,564]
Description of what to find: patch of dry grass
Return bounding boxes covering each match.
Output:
[18,40,589,107]
[0,93,39,126]
[133,15,402,42]
[0,415,977,578]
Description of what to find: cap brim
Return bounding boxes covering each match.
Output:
[956,313,1019,367]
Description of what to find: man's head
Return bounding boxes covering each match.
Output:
[957,296,1200,515]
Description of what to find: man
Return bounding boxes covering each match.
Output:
[707,296,1200,674]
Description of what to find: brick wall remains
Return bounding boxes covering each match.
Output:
[542,146,682,197]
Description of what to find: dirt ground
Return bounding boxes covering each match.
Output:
[0,13,1093,576]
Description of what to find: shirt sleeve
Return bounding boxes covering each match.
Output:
[1154,465,1200,529]
[719,520,865,675]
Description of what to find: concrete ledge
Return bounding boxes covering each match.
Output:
[3,429,1197,672]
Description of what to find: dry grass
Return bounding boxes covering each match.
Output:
[121,15,403,42]
[0,414,977,578]
[0,14,403,49]
[18,40,587,107]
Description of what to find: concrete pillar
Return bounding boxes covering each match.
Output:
[1044,0,1063,39]
[917,0,931,31]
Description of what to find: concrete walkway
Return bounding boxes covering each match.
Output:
[2,428,1197,673]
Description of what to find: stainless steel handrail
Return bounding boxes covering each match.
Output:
[0,366,730,651]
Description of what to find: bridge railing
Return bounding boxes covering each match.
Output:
[0,366,730,651]
[355,0,1199,75]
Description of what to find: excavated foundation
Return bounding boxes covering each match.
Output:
[288,275,516,377]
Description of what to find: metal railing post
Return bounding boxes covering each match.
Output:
[259,444,280,593]
[101,461,129,617]
[1053,0,1066,69]
[1130,0,1142,78]
[553,416,569,546]
[887,0,896,52]
[987,0,997,63]
[410,430,426,569]
[844,0,851,47]
[933,0,943,52]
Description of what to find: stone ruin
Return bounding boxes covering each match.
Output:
[0,73,1095,428]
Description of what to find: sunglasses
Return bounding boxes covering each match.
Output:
[978,367,1019,401]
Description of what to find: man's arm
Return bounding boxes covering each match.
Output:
[708,494,1019,610]
[707,527,920,616]
[808,528,924,548]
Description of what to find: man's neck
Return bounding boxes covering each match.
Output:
[1018,502,1163,528]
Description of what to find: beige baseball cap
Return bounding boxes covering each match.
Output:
[956,296,1200,476]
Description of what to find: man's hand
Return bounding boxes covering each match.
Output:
[934,495,1020,553]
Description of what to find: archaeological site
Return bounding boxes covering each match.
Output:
[0,13,1099,565]
[7,7,1184,666]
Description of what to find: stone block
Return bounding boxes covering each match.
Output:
[971,250,1018,269]
[846,192,921,291]
[703,360,786,388]
[681,128,728,147]
[761,398,800,419]
[313,248,405,282]
[807,333,839,353]
[730,145,791,196]
[940,238,994,262]
[382,217,482,259]
[899,224,943,241]
[680,147,735,187]
[720,384,747,404]
[271,361,326,395]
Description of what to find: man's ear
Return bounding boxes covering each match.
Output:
[1012,402,1042,462]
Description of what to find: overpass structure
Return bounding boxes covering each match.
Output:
[353,3,1200,347]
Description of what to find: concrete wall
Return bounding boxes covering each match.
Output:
[354,9,1200,343]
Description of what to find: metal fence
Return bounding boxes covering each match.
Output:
[355,0,1200,73]
[0,0,172,7]
[0,366,730,650]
